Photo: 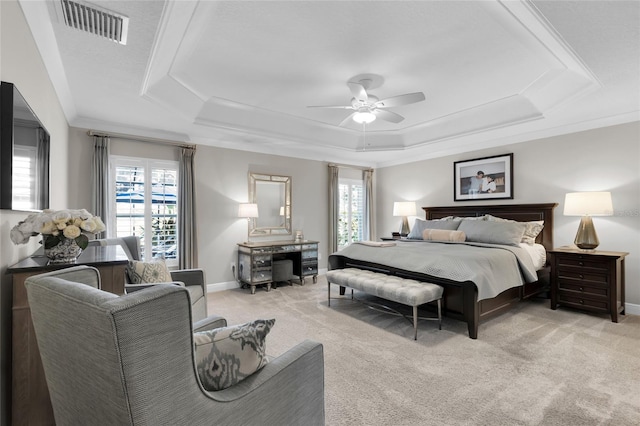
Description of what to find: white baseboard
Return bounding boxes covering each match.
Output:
[207,269,328,293]
[625,302,640,315]
[207,281,240,293]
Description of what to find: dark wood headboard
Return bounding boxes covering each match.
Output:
[422,203,558,252]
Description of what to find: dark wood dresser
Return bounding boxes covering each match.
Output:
[7,245,129,425]
[549,247,628,322]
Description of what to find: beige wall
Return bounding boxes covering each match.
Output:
[0,1,70,424]
[376,122,640,306]
[67,129,330,287]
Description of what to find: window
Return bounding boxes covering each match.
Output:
[110,156,179,266]
[337,178,364,250]
[12,145,37,210]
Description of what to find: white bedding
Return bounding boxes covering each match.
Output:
[519,243,547,270]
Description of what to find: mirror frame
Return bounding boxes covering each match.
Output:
[249,173,291,237]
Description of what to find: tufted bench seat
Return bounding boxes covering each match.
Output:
[326,268,443,340]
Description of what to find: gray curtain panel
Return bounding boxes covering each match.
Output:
[178,147,198,269]
[363,168,374,241]
[36,128,50,209]
[92,135,110,238]
[328,164,339,254]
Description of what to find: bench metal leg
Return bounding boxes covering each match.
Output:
[413,306,418,340]
[437,298,442,330]
[327,281,331,307]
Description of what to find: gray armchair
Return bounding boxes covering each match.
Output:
[26,266,325,425]
[95,236,208,322]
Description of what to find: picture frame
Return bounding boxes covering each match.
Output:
[454,153,513,201]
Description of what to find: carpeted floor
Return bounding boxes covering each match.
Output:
[208,275,640,426]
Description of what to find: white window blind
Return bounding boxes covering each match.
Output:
[338,178,364,250]
[110,156,179,265]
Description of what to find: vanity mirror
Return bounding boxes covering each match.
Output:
[249,173,291,236]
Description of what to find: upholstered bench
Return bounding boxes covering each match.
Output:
[326,268,443,340]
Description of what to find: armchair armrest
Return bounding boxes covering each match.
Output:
[193,315,227,332]
[125,281,185,293]
[170,269,205,287]
[204,340,325,425]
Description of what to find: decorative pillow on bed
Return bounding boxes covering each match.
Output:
[484,215,544,245]
[422,229,466,242]
[457,220,526,246]
[407,218,460,239]
[126,258,173,284]
[439,215,486,222]
[194,319,275,392]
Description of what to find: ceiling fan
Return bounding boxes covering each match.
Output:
[308,79,425,126]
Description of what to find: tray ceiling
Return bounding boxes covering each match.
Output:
[20,0,640,167]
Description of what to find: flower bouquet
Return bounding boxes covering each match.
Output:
[11,209,106,263]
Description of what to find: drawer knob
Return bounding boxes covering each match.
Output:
[579,287,584,291]
[580,300,584,304]
[579,274,584,279]
[578,262,584,266]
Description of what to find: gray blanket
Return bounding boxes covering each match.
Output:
[331,240,539,300]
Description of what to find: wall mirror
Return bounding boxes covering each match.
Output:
[249,173,291,236]
[1,81,50,211]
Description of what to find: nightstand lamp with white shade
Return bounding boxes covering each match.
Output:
[563,192,613,250]
[393,201,417,237]
[238,203,259,242]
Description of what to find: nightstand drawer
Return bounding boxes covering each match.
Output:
[557,280,608,297]
[554,255,609,271]
[557,291,609,311]
[556,270,608,286]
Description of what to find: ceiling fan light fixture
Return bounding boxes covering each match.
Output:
[353,111,376,124]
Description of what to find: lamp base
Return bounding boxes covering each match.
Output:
[574,216,599,250]
[400,217,410,237]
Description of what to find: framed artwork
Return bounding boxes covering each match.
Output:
[454,153,513,201]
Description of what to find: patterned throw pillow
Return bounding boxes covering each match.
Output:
[126,259,173,284]
[194,319,275,391]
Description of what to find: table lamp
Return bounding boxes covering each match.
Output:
[238,203,259,241]
[393,201,417,237]
[563,192,613,250]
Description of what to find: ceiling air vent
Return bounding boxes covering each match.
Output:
[60,0,129,45]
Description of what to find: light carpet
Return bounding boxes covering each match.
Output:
[208,275,640,426]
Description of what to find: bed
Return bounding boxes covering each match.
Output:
[328,203,558,339]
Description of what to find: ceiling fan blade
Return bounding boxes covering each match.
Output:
[307,105,354,109]
[374,109,404,123]
[375,92,425,108]
[347,82,368,103]
[338,112,357,127]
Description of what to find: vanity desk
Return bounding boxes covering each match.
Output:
[237,240,319,294]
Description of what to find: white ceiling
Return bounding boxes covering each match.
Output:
[20,0,640,167]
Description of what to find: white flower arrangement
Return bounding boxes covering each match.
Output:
[10,209,106,250]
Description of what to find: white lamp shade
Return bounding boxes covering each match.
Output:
[238,203,259,218]
[563,192,613,216]
[393,201,417,217]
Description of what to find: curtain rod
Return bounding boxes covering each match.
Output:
[87,130,196,150]
[328,162,374,172]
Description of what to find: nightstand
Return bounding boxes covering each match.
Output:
[549,247,628,322]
